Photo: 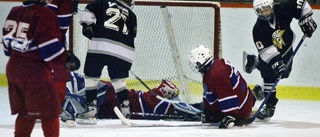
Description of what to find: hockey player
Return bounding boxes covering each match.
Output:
[189,45,257,129]
[98,79,201,120]
[2,0,70,136]
[46,0,80,106]
[60,72,201,125]
[244,0,317,121]
[79,0,137,118]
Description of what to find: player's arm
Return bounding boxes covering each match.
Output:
[129,11,138,38]
[36,9,66,67]
[2,17,13,56]
[57,0,73,35]
[252,29,286,77]
[215,73,239,129]
[79,2,99,39]
[296,0,317,37]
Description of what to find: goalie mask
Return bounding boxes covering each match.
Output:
[189,45,213,74]
[253,0,274,21]
[157,80,179,100]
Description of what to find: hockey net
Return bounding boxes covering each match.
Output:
[70,0,222,104]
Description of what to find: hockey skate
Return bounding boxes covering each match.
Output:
[120,100,130,118]
[59,110,76,127]
[75,101,98,125]
[252,84,264,101]
[243,51,259,74]
[257,104,275,122]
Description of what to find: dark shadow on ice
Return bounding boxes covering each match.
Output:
[248,120,320,129]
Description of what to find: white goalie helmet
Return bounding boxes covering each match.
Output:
[253,0,274,21]
[189,45,213,73]
[157,80,179,100]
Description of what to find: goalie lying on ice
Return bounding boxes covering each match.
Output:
[60,72,202,124]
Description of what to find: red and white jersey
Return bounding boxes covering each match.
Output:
[100,81,175,117]
[2,3,65,67]
[203,59,254,119]
[46,0,73,35]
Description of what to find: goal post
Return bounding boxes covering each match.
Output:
[70,0,222,104]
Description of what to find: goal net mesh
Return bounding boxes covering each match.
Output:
[71,0,222,104]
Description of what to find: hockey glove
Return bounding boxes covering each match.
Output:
[201,109,218,123]
[271,60,287,78]
[72,0,79,14]
[219,115,236,129]
[299,14,317,38]
[65,51,81,71]
[81,23,94,40]
[201,109,212,123]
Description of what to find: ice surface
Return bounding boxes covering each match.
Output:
[1,87,320,137]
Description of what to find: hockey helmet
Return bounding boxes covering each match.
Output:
[119,0,135,7]
[189,45,213,74]
[253,0,274,21]
[157,80,179,100]
[23,0,48,3]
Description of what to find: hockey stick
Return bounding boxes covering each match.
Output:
[114,106,218,127]
[242,34,307,124]
[129,70,181,104]
[131,112,184,119]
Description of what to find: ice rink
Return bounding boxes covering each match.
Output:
[1,86,320,137]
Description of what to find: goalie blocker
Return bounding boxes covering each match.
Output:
[60,72,202,124]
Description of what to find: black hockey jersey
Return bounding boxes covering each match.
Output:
[252,0,309,78]
[80,0,137,63]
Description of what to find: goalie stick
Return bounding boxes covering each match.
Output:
[241,34,308,124]
[131,112,184,119]
[129,70,181,104]
[114,106,219,127]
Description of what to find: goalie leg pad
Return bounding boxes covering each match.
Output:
[60,110,74,122]
[76,106,97,119]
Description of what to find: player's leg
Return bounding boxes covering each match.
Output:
[41,117,60,137]
[257,78,278,121]
[107,56,132,118]
[14,114,37,137]
[54,81,67,105]
[83,53,105,118]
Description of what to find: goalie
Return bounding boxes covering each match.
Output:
[60,72,201,125]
